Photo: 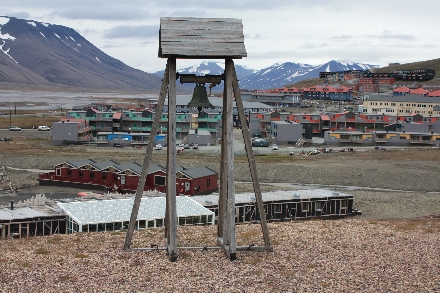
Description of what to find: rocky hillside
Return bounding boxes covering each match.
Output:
[0,16,188,92]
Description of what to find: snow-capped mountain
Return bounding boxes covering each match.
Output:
[155,60,255,90]
[239,60,379,90]
[156,60,378,91]
[0,16,178,91]
[0,15,379,92]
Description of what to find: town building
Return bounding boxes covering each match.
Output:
[39,159,218,195]
[324,130,440,146]
[240,91,302,108]
[58,95,272,146]
[362,94,440,116]
[270,121,303,144]
[0,195,66,239]
[302,86,353,101]
[192,189,360,223]
[1,188,361,239]
[58,196,215,234]
[51,119,92,146]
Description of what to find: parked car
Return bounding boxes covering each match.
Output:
[183,144,190,149]
[192,144,199,149]
[113,143,123,148]
[155,144,163,150]
[272,144,278,150]
[374,146,386,151]
[9,126,21,131]
[38,126,51,131]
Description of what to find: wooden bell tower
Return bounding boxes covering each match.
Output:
[124,17,272,261]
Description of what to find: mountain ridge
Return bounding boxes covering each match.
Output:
[2,15,436,92]
[161,60,379,91]
[0,16,188,92]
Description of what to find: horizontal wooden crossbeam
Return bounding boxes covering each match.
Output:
[178,73,224,84]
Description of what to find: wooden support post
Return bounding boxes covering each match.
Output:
[217,71,228,242]
[124,62,170,250]
[231,62,271,248]
[223,59,236,260]
[166,58,178,262]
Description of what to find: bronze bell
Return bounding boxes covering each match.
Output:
[188,83,213,111]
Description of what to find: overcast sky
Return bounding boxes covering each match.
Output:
[3,1,440,73]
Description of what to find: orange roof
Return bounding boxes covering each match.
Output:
[409,88,429,95]
[428,90,440,97]
[113,112,122,119]
[393,86,411,93]
[320,114,330,121]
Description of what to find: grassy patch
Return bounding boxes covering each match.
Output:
[35,248,50,255]
[74,253,88,259]
[239,228,261,243]
[47,236,64,244]
[242,256,264,265]
[22,262,30,267]
[391,218,440,233]
[58,275,71,282]
[178,251,191,259]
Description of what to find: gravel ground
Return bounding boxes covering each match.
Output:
[0,219,439,292]
[1,127,440,292]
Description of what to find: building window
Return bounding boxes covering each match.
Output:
[154,176,166,186]
[102,173,107,180]
[207,178,211,187]
[56,168,61,176]
[90,172,94,179]
[67,169,72,176]
[79,170,83,178]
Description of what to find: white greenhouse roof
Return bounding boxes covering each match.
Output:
[57,196,213,225]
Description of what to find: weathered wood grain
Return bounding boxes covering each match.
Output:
[159,17,246,58]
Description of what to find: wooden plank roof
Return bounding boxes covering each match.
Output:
[159,17,247,59]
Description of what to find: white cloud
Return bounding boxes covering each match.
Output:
[1,0,440,73]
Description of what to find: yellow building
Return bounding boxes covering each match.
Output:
[362,94,440,116]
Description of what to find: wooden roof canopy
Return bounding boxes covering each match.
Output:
[158,17,247,59]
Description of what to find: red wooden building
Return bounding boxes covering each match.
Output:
[39,159,218,195]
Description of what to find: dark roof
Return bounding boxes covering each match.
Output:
[159,17,247,59]
[178,167,217,179]
[148,164,166,174]
[60,160,204,177]
[67,159,96,168]
[90,160,120,170]
[117,162,143,175]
